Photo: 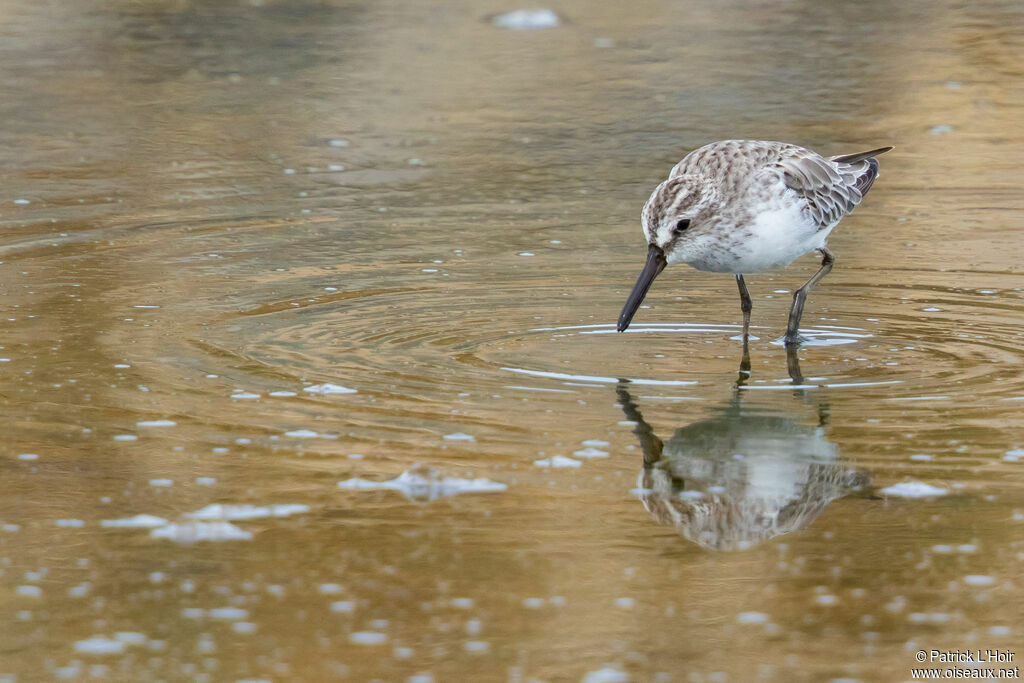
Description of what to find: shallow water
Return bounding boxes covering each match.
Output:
[1,0,1023,681]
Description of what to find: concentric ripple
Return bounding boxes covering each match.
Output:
[198,267,1024,441]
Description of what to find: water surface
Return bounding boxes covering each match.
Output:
[1,0,1023,681]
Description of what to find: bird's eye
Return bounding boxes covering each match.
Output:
[674,218,691,233]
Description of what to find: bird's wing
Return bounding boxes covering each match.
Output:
[777,151,858,229]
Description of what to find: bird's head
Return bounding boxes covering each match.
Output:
[642,174,718,259]
[618,175,716,332]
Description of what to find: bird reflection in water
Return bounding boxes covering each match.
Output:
[617,349,868,551]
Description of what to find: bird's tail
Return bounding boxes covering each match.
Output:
[831,146,893,198]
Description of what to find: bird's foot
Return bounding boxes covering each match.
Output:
[783,332,806,347]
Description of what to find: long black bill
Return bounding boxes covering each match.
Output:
[617,244,667,332]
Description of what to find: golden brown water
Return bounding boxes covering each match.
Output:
[1,1,1023,681]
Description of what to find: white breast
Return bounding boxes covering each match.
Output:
[732,201,831,272]
[676,199,832,274]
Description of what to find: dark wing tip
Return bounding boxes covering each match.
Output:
[830,146,894,164]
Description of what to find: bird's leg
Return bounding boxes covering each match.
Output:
[785,247,835,346]
[734,274,753,387]
[735,273,752,340]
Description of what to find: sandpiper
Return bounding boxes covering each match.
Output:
[617,140,892,345]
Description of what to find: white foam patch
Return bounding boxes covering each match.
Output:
[1002,448,1024,462]
[491,8,560,29]
[531,322,740,332]
[880,482,948,498]
[636,395,703,401]
[932,544,977,554]
[533,456,582,468]
[737,611,769,624]
[337,466,506,501]
[150,521,253,543]
[101,514,168,529]
[303,383,357,395]
[883,396,950,402]
[443,432,476,441]
[963,575,996,587]
[739,379,903,391]
[186,503,310,521]
[504,385,576,393]
[581,666,630,683]
[776,337,861,347]
[573,447,608,458]
[73,636,125,655]
[349,631,388,645]
[136,420,177,427]
[586,327,745,335]
[908,612,950,623]
[766,328,872,346]
[284,429,337,439]
[208,607,248,620]
[501,366,696,386]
